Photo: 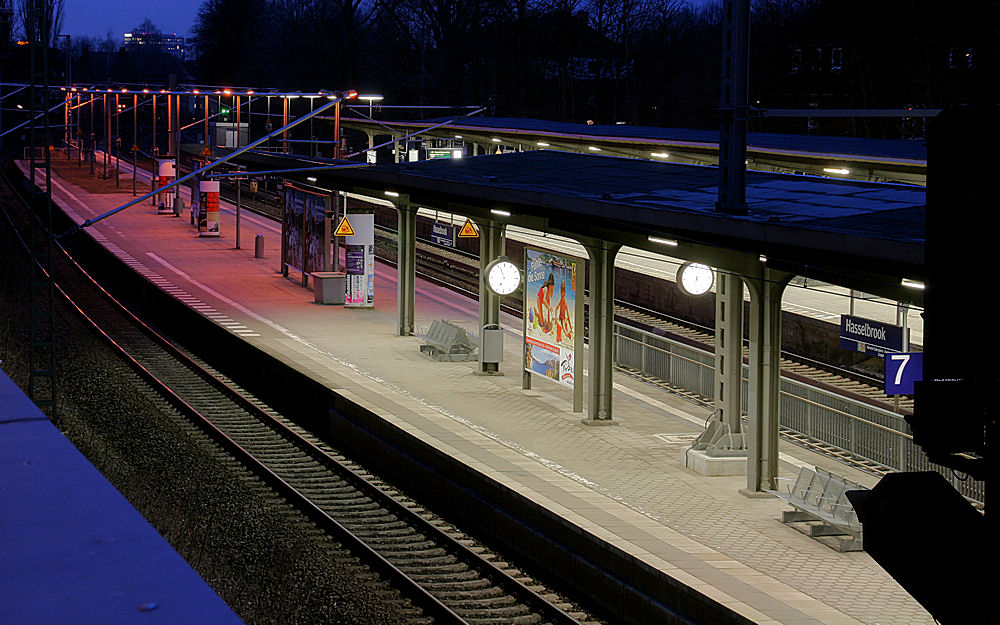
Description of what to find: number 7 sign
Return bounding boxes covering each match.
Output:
[885,352,923,395]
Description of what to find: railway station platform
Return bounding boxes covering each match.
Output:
[0,370,244,625]
[25,159,933,625]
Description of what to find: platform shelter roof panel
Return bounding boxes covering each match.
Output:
[417,116,928,162]
[392,151,924,244]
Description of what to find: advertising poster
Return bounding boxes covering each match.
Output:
[302,191,329,274]
[524,248,580,388]
[282,186,304,276]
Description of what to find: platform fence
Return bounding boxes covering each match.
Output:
[613,323,985,504]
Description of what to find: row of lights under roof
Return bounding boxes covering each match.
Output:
[58,88,379,100]
[381,192,925,291]
[646,235,923,289]
[485,137,671,160]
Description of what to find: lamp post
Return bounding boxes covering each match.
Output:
[358,94,383,156]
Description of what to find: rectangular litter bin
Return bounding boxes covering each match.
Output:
[310,272,346,305]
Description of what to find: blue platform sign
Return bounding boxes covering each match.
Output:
[839,314,906,359]
[430,221,456,247]
[885,352,923,395]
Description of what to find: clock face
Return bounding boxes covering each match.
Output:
[677,261,714,296]
[486,259,521,295]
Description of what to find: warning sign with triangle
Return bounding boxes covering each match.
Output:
[200,145,212,158]
[334,216,356,237]
[131,144,140,152]
[457,219,479,238]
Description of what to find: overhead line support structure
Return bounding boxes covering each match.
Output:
[60,90,360,236]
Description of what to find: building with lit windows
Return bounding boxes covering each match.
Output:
[122,31,186,59]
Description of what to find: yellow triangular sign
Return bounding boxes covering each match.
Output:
[200,145,212,158]
[457,219,479,238]
[334,216,356,237]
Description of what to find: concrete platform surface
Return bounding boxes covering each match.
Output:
[24,159,934,625]
[0,370,243,625]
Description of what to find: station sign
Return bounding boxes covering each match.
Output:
[839,314,906,359]
[430,221,456,247]
[885,352,923,395]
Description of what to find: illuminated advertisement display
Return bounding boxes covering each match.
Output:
[197,180,220,236]
[344,213,375,308]
[524,248,581,389]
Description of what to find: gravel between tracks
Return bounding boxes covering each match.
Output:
[0,193,418,624]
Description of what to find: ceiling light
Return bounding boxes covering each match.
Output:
[648,236,678,247]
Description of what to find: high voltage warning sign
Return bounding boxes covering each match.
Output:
[334,216,356,236]
[458,219,479,238]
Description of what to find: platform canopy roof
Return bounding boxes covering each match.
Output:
[229,148,925,304]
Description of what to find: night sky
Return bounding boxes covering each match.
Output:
[59,0,719,43]
[61,0,205,40]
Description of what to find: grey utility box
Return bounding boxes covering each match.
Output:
[481,325,504,363]
[310,272,346,305]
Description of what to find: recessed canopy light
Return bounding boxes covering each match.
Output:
[823,167,850,175]
[648,236,678,247]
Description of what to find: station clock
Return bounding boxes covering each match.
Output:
[484,257,521,295]
[676,261,715,296]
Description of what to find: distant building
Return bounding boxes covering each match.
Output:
[123,31,186,59]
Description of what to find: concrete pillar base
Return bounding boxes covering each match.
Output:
[580,418,618,426]
[739,488,776,500]
[682,448,747,476]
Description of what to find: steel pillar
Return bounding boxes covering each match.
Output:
[396,200,417,336]
[716,0,750,215]
[583,242,620,424]
[477,219,505,373]
[744,268,793,491]
[715,271,745,439]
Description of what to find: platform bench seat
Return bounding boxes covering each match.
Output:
[416,320,478,362]
[768,466,868,552]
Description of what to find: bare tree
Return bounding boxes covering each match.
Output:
[17,0,63,45]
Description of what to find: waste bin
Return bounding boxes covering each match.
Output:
[254,234,265,258]
[481,324,504,364]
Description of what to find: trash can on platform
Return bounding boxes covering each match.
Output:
[254,234,265,258]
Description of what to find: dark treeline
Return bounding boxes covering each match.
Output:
[5,0,997,136]
[189,0,1000,135]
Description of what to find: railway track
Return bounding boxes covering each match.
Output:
[3,160,604,625]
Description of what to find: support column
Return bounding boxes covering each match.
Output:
[477,219,505,373]
[396,200,416,337]
[744,268,793,492]
[716,271,746,441]
[583,242,621,424]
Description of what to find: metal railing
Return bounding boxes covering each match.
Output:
[613,322,985,504]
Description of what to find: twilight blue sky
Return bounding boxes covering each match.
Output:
[61,0,205,40]
[60,0,718,42]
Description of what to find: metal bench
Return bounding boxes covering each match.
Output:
[416,320,477,361]
[768,466,868,552]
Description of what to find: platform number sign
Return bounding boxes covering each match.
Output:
[885,352,923,395]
